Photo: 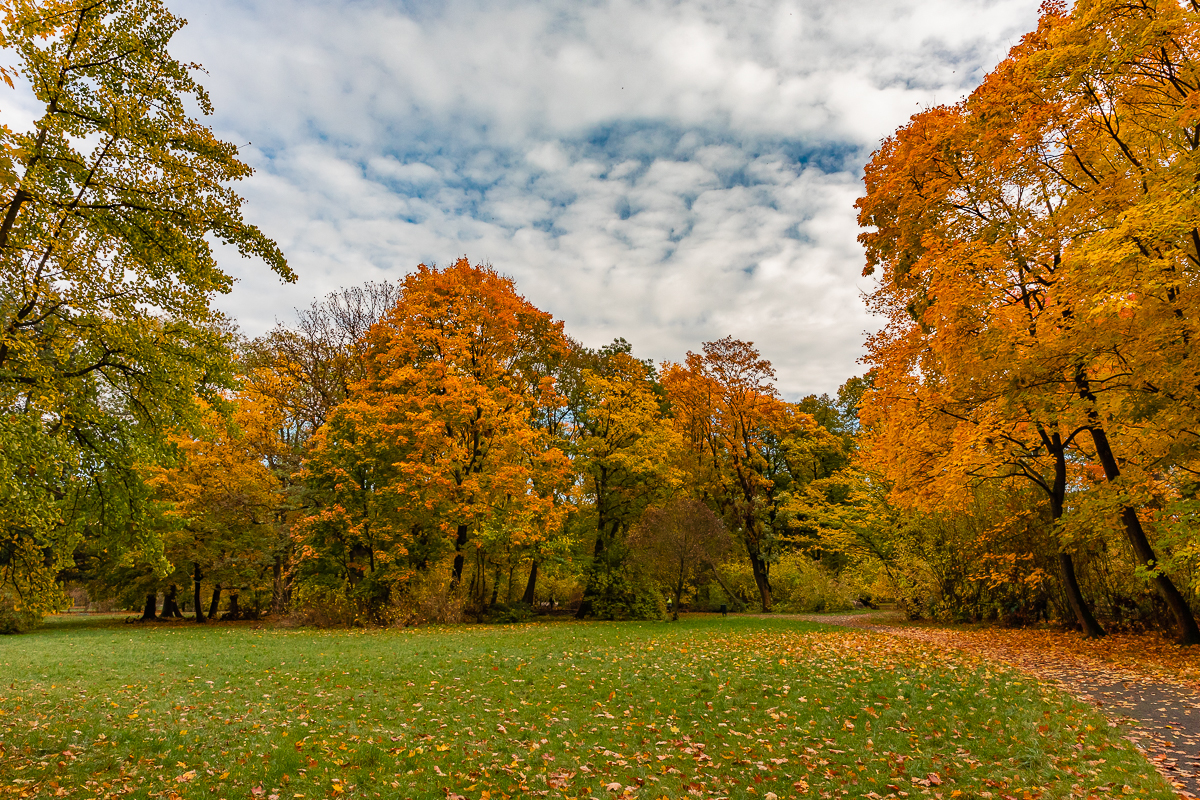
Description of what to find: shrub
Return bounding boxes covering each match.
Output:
[584,567,664,621]
[709,553,857,613]
[284,583,359,627]
[0,591,41,634]
[485,603,533,624]
[769,552,857,613]
[389,560,465,626]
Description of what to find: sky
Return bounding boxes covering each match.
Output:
[161,0,1041,398]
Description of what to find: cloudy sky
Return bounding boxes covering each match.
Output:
[163,0,1039,397]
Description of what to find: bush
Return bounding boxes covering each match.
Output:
[769,552,857,613]
[285,583,360,627]
[532,566,584,611]
[389,561,465,626]
[0,592,41,634]
[584,567,664,621]
[710,553,857,613]
[485,603,533,624]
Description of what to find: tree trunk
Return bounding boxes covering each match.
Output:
[140,592,158,621]
[577,522,611,619]
[476,549,487,608]
[467,556,479,603]
[451,524,469,584]
[193,563,205,623]
[1088,424,1200,644]
[672,575,684,622]
[705,563,746,611]
[272,555,284,617]
[1045,431,1105,638]
[489,560,501,608]
[748,552,772,612]
[225,592,241,621]
[208,584,222,620]
[1057,552,1103,635]
[162,584,183,619]
[521,560,539,606]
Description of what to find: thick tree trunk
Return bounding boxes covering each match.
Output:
[140,593,158,621]
[1057,552,1104,635]
[1046,432,1105,638]
[451,524,469,585]
[521,560,539,606]
[748,552,772,612]
[490,561,501,608]
[1088,425,1200,644]
[162,584,183,619]
[208,584,222,621]
[577,523,610,619]
[672,574,684,622]
[193,563,205,623]
[225,592,241,621]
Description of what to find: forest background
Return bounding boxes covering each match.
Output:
[4,0,1200,646]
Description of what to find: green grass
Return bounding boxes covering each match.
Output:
[0,615,1173,799]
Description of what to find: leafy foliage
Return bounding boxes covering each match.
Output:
[297,259,571,616]
[855,0,1200,640]
[0,0,291,614]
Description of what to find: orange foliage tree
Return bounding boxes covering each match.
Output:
[298,259,571,611]
[149,392,286,621]
[857,0,1200,642]
[663,337,839,612]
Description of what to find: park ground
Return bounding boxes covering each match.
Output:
[0,614,1185,800]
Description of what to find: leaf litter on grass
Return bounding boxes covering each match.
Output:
[0,617,1177,799]
[841,620,1200,797]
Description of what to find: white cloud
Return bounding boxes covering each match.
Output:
[159,0,1040,397]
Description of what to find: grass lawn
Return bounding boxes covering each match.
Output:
[0,615,1173,800]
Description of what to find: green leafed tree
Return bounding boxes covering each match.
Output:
[0,0,292,618]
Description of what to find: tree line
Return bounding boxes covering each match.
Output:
[0,0,861,630]
[8,0,1200,641]
[142,259,857,625]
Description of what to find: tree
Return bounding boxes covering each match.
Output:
[297,259,571,613]
[0,0,292,616]
[148,393,286,621]
[243,282,399,448]
[662,337,836,611]
[240,282,400,614]
[630,498,731,621]
[856,0,1200,641]
[568,344,682,619]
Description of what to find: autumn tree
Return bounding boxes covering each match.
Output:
[148,393,286,621]
[630,498,731,621]
[0,0,292,618]
[237,282,400,613]
[663,337,838,612]
[297,259,571,614]
[567,342,682,619]
[856,0,1200,641]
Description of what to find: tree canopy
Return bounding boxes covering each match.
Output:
[0,0,291,614]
